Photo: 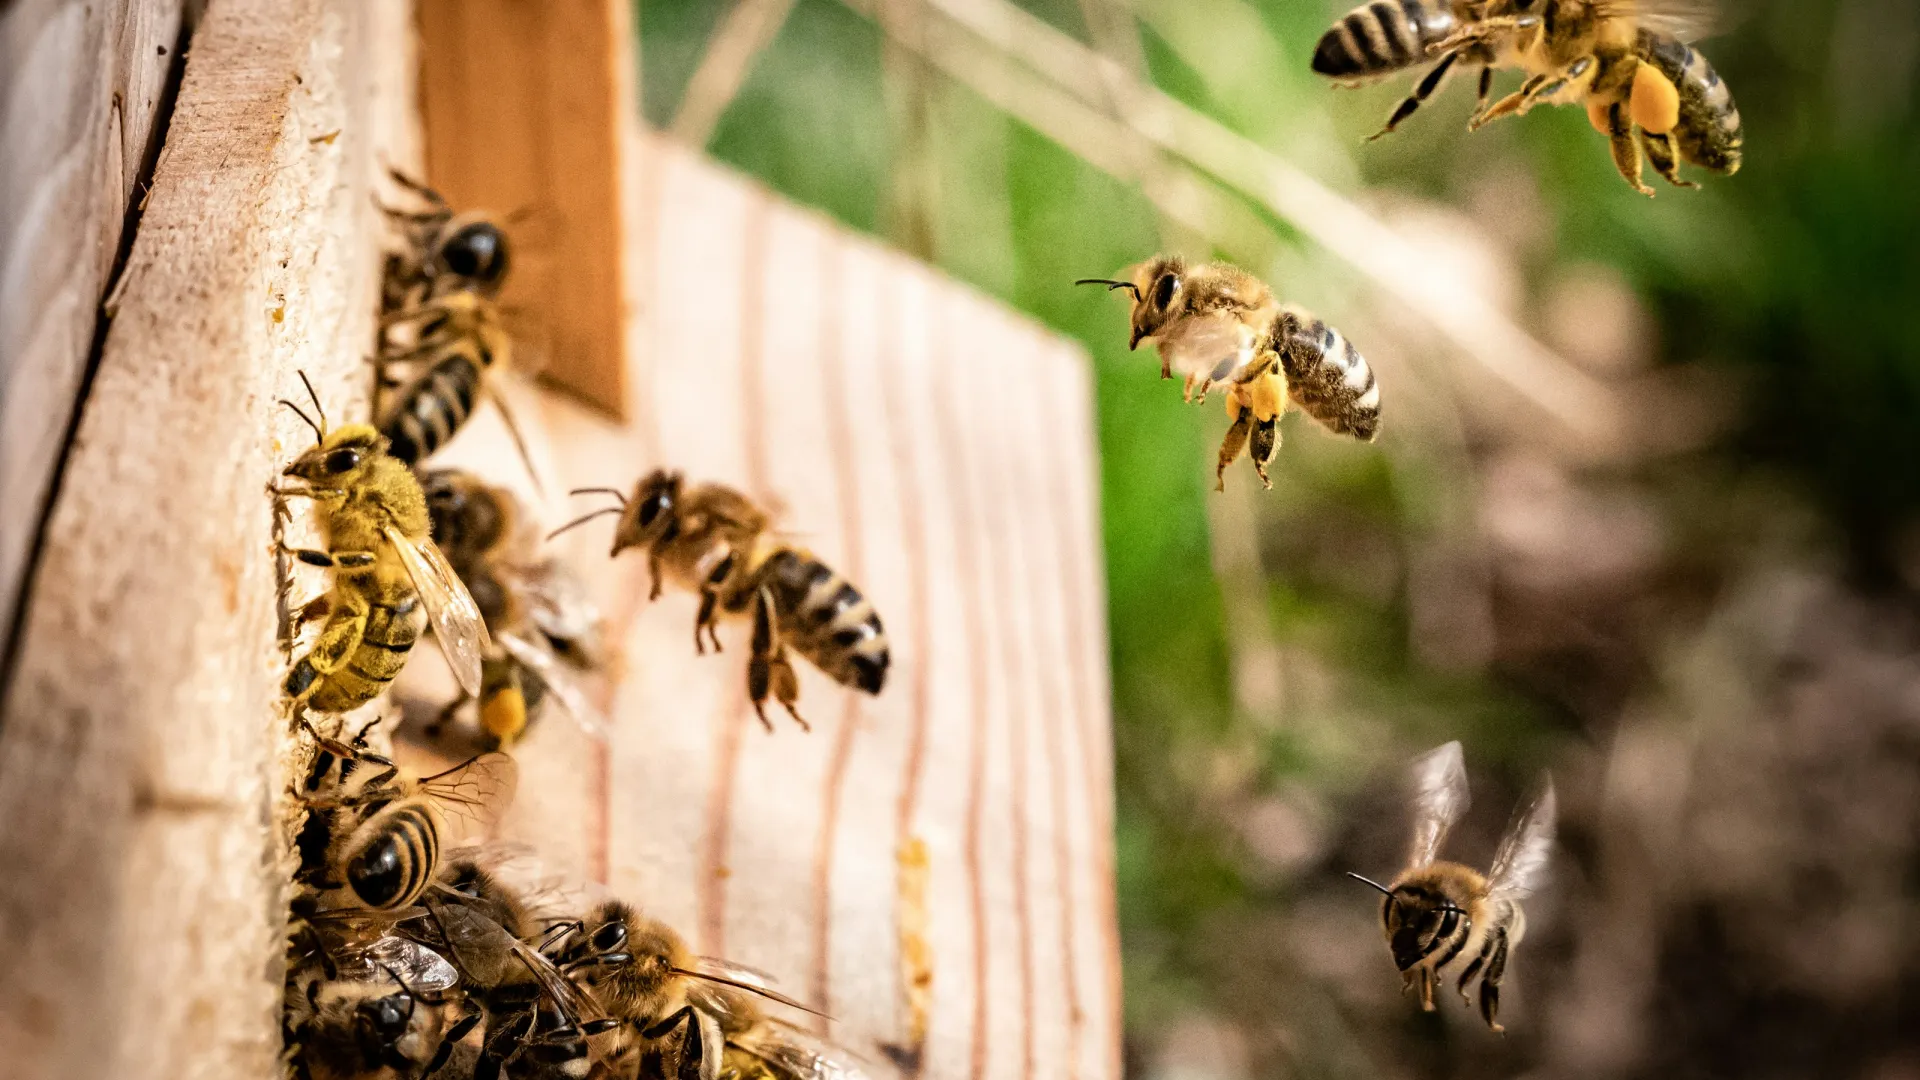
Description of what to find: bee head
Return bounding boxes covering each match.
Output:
[1348,872,1467,970]
[436,218,511,295]
[284,424,386,490]
[609,469,683,556]
[1126,255,1186,349]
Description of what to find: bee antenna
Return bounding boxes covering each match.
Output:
[279,399,324,444]
[1345,872,1397,898]
[546,507,623,542]
[296,370,327,435]
[568,487,629,507]
[1074,277,1141,301]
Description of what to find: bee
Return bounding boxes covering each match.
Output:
[295,719,518,911]
[1311,0,1505,141]
[547,899,823,1080]
[1320,0,1741,194]
[277,372,489,715]
[1347,741,1556,1031]
[1076,257,1380,490]
[421,468,608,749]
[380,166,512,313]
[551,472,889,731]
[287,954,475,1080]
[374,290,542,477]
[701,986,873,1080]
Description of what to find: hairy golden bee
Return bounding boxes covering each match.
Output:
[420,468,607,750]
[294,720,517,912]
[1315,0,1742,193]
[1078,256,1380,491]
[552,471,890,731]
[1349,741,1556,1031]
[277,374,489,715]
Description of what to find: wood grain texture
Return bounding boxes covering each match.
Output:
[0,0,413,1075]
[411,134,1122,1080]
[413,0,634,418]
[0,0,187,667]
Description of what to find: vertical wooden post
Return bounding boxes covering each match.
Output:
[413,0,635,417]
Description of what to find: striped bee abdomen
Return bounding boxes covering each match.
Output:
[304,592,423,714]
[1637,30,1742,174]
[345,801,439,908]
[1273,310,1381,441]
[381,347,489,466]
[760,549,889,695]
[1313,0,1458,80]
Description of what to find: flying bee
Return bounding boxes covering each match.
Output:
[287,957,476,1080]
[420,469,608,749]
[380,167,512,313]
[1347,741,1556,1032]
[295,719,518,912]
[551,472,889,731]
[1077,256,1380,490]
[1311,0,1507,140]
[277,373,489,714]
[546,899,824,1080]
[1323,0,1741,194]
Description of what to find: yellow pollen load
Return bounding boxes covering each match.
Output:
[1630,64,1681,134]
[481,686,528,743]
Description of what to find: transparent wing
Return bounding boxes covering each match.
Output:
[387,525,490,696]
[730,1019,874,1080]
[1487,775,1557,901]
[499,630,609,743]
[417,752,518,832]
[1606,0,1721,39]
[1405,741,1470,871]
[513,565,605,669]
[681,956,824,1017]
[337,935,461,993]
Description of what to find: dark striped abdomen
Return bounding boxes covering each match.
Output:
[1637,30,1742,174]
[1273,311,1381,441]
[344,800,440,908]
[1313,0,1458,80]
[381,346,490,465]
[760,549,889,695]
[303,588,422,714]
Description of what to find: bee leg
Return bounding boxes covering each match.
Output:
[426,1003,483,1075]
[1418,966,1438,1011]
[1369,50,1459,141]
[1250,414,1279,490]
[1456,935,1492,1007]
[294,595,332,624]
[1478,926,1510,1032]
[298,590,371,679]
[1641,129,1697,189]
[1216,403,1252,493]
[748,585,808,732]
[1475,65,1493,119]
[1605,102,1656,197]
[648,551,665,601]
[694,589,719,655]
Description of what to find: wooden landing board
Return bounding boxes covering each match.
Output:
[0,0,414,1076]
[0,0,187,667]
[414,134,1121,1080]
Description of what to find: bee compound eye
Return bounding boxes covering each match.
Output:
[368,995,410,1036]
[638,492,669,528]
[324,448,363,474]
[1152,272,1178,310]
[590,921,628,953]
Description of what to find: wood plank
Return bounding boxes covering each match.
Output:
[0,1,414,1076]
[450,135,1122,1080]
[413,0,634,418]
[0,0,187,666]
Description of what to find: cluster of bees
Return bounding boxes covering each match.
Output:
[270,0,1745,1061]
[275,173,886,1079]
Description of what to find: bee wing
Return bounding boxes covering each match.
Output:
[417,752,519,832]
[339,935,462,993]
[1405,741,1470,871]
[1611,0,1722,40]
[498,630,610,743]
[681,956,825,1017]
[1487,774,1556,901]
[387,524,491,696]
[730,1019,874,1080]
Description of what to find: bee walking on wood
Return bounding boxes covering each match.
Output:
[294,718,517,912]
[1077,256,1380,491]
[277,373,489,715]
[1314,0,1742,194]
[551,471,890,731]
[1348,741,1556,1031]
[420,469,608,750]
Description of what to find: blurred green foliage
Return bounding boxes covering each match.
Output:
[637,0,1918,1070]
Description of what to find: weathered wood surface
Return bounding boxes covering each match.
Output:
[0,0,187,666]
[0,0,413,1076]
[413,0,634,417]
[417,135,1122,1080]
